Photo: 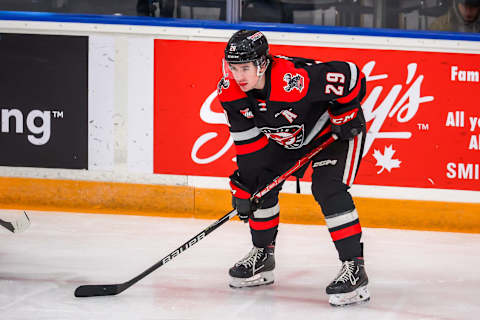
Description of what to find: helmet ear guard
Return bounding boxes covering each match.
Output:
[256,58,270,77]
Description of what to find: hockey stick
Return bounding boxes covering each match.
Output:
[74,136,337,298]
[0,211,31,233]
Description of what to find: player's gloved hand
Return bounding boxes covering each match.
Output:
[229,170,256,222]
[329,107,365,140]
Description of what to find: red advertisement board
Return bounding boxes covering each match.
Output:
[154,39,480,192]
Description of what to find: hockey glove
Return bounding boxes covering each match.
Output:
[229,170,256,222]
[329,107,365,140]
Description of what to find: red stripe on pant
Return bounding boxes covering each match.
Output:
[345,135,359,186]
[330,223,362,241]
[249,217,280,230]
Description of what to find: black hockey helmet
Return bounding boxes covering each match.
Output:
[224,30,269,65]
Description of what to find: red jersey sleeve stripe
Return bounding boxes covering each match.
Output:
[235,135,268,155]
[249,216,280,231]
[329,223,362,241]
[336,72,365,104]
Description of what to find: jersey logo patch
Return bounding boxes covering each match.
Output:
[261,125,304,149]
[240,108,254,119]
[283,73,304,93]
[217,77,230,94]
[274,108,298,124]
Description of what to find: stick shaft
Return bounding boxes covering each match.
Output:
[124,209,237,288]
[75,136,336,297]
[124,136,335,287]
[254,136,336,199]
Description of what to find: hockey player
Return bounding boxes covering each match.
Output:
[217,30,369,306]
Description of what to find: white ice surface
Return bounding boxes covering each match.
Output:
[1,210,479,320]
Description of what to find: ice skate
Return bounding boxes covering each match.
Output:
[326,257,370,306]
[229,244,275,288]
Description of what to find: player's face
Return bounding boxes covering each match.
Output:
[458,4,480,22]
[229,62,262,92]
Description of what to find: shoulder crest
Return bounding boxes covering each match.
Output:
[270,56,310,102]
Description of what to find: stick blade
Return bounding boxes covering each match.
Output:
[74,284,123,297]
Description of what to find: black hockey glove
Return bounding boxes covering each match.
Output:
[229,170,257,222]
[329,107,365,140]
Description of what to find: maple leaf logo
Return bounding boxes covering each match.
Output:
[372,145,401,174]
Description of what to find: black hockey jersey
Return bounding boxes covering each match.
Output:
[217,56,366,189]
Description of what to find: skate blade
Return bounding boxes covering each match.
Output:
[229,271,274,288]
[328,285,370,307]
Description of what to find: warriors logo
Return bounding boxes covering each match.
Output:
[283,73,304,93]
[217,77,230,94]
[261,125,305,149]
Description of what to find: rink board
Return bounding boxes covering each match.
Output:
[1,176,480,233]
[0,13,479,232]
